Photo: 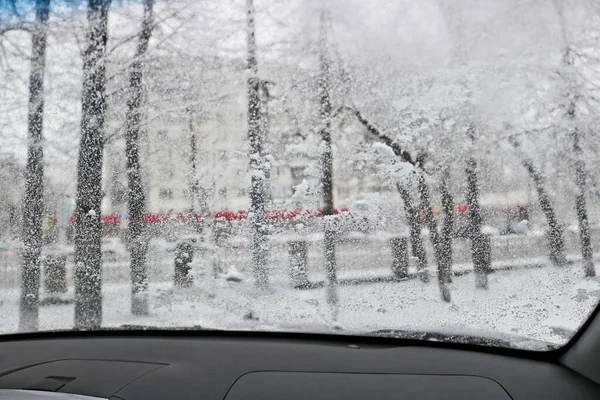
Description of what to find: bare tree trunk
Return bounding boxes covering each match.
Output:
[417,171,450,301]
[74,0,111,329]
[246,0,268,288]
[511,138,567,266]
[572,128,595,277]
[440,167,454,283]
[126,0,153,316]
[397,183,428,283]
[466,123,492,289]
[187,109,206,233]
[559,22,595,276]
[190,128,198,210]
[19,0,50,332]
[465,155,489,288]
[259,81,272,207]
[525,159,567,266]
[187,110,214,277]
[318,10,338,316]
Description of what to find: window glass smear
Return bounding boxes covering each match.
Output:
[1,0,600,350]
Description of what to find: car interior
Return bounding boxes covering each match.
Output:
[3,0,600,398]
[0,307,598,400]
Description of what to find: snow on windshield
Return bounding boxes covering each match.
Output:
[1,0,600,350]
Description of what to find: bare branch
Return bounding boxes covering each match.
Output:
[0,21,32,35]
[106,6,187,57]
[340,105,416,166]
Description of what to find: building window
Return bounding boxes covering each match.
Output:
[291,166,304,179]
[238,188,246,197]
[159,188,173,199]
[219,187,227,198]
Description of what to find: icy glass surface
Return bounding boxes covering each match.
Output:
[1,0,600,350]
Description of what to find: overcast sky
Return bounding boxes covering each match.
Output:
[0,0,597,194]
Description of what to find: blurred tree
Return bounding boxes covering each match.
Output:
[318,9,338,312]
[246,0,268,287]
[417,156,451,301]
[19,0,50,332]
[509,135,567,266]
[465,123,490,289]
[553,0,595,276]
[126,0,154,316]
[74,0,111,329]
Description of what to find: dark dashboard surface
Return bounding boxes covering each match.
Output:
[0,332,598,399]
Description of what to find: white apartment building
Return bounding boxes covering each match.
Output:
[102,60,391,216]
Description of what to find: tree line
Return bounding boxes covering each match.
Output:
[2,0,598,329]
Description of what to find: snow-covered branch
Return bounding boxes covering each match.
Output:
[339,105,415,166]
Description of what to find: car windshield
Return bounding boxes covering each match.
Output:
[1,0,600,351]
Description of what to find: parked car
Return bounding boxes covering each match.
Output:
[500,219,530,235]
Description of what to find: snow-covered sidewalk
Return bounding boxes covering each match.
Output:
[1,262,599,351]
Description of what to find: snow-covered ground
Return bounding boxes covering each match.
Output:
[1,259,598,351]
[1,232,600,350]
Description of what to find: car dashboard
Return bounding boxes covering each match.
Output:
[0,331,598,399]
